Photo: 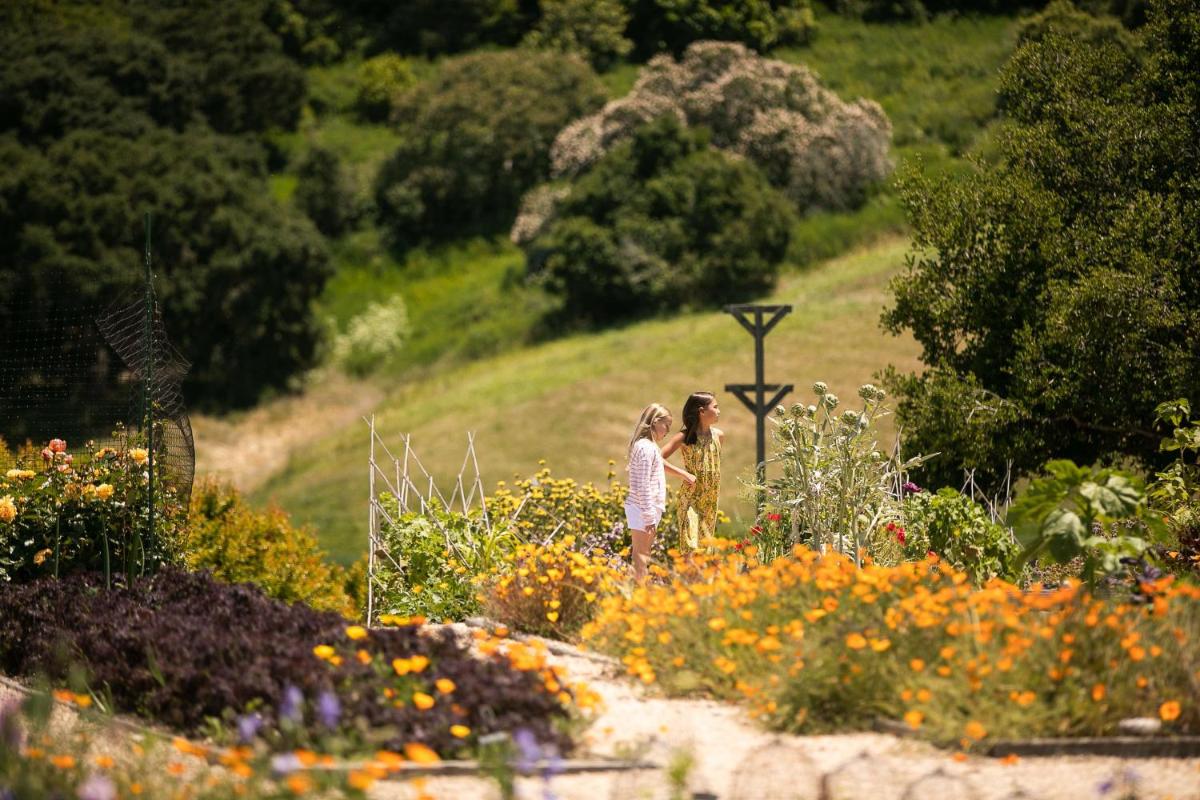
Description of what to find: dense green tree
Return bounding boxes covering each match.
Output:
[835,0,1147,25]
[623,0,816,57]
[525,116,796,325]
[295,146,352,236]
[0,0,329,416]
[0,129,331,412]
[375,51,606,247]
[0,1,306,142]
[882,0,1200,489]
[522,0,633,70]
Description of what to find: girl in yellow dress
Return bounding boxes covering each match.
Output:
[662,392,723,552]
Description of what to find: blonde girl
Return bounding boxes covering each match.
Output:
[626,403,695,580]
[662,391,723,552]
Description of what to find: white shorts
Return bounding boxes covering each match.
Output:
[624,501,660,532]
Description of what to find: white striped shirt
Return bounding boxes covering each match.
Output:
[628,438,666,527]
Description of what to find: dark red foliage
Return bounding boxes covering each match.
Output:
[0,570,570,754]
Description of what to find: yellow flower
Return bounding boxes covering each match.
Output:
[348,771,375,790]
[50,755,76,769]
[129,448,149,465]
[404,743,440,764]
[345,625,368,640]
[1092,684,1106,702]
[964,721,987,740]
[450,724,471,738]
[285,773,313,794]
[904,710,924,729]
[435,678,456,694]
[1160,700,1182,722]
[845,633,867,650]
[95,483,114,501]
[909,658,925,672]
[5,469,22,480]
[313,644,335,660]
[413,692,436,710]
[0,495,16,524]
[546,611,559,623]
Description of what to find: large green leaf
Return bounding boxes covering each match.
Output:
[1079,474,1141,518]
[1043,459,1090,487]
[1043,508,1085,563]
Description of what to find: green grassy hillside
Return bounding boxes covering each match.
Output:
[233,13,1023,563]
[287,13,1017,380]
[253,237,923,564]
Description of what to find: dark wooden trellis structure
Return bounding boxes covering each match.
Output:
[724,304,792,511]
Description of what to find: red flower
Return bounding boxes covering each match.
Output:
[733,540,748,551]
[49,439,67,453]
[896,528,906,545]
[750,526,763,536]
[885,521,896,533]
[767,513,782,523]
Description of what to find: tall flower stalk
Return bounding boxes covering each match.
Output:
[757,382,931,565]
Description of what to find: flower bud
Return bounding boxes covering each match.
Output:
[812,381,828,396]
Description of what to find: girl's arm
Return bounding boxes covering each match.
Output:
[660,432,684,458]
[663,459,696,485]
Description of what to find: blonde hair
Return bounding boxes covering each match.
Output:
[627,403,671,465]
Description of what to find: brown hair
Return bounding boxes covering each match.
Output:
[680,391,715,446]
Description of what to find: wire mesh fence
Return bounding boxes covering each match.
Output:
[0,220,194,513]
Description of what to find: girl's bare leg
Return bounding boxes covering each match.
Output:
[631,527,654,581]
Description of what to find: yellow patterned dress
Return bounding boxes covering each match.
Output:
[676,431,721,551]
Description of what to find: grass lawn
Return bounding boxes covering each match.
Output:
[254,237,923,564]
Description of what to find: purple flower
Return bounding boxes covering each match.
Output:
[513,727,541,774]
[76,774,117,800]
[316,690,341,729]
[902,481,922,495]
[236,712,263,744]
[279,685,304,723]
[271,753,303,776]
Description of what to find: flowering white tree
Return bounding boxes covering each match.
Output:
[548,41,892,211]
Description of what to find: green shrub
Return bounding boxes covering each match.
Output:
[0,438,185,584]
[1007,460,1165,586]
[882,0,1200,488]
[375,50,606,246]
[330,294,410,377]
[295,146,352,236]
[901,487,1018,584]
[372,504,520,622]
[354,53,416,122]
[623,0,816,57]
[526,116,796,325]
[184,480,360,617]
[1149,399,1200,576]
[523,0,632,70]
